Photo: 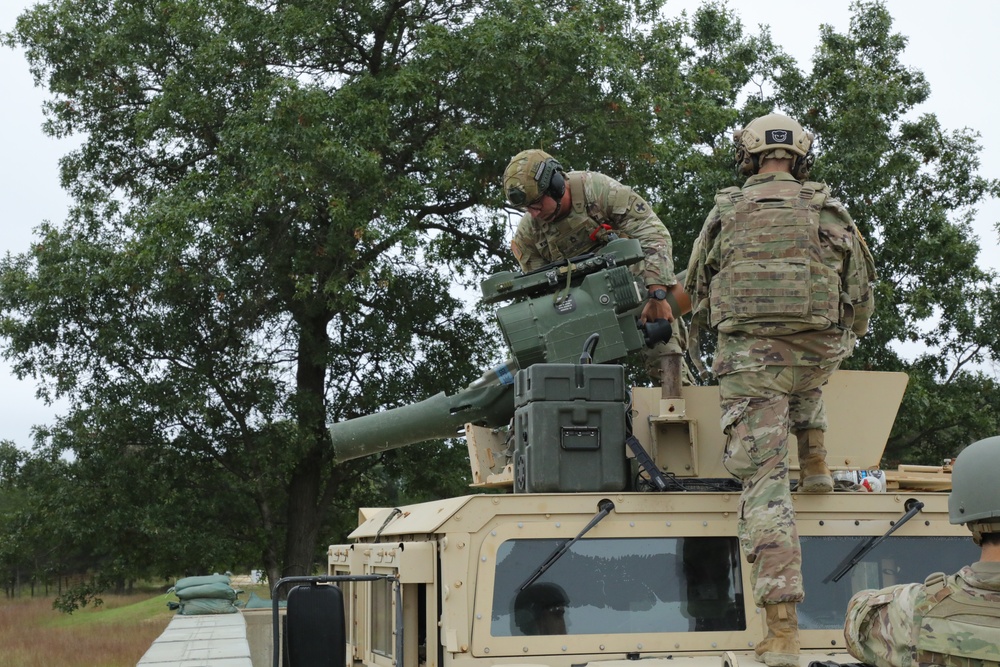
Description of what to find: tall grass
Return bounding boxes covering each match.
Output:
[0,592,174,667]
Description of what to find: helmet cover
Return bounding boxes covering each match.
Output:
[734,113,815,178]
[503,149,564,207]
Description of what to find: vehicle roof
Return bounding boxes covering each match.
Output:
[349,489,958,540]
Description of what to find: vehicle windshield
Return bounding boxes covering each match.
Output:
[490,535,976,636]
[799,535,978,629]
[491,536,746,636]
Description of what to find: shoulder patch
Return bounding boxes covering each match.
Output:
[510,239,522,261]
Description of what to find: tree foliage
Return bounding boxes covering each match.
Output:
[2,0,739,585]
[776,3,1000,461]
[0,0,997,590]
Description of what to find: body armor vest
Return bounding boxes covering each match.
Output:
[527,172,628,261]
[913,572,1000,667]
[709,179,842,335]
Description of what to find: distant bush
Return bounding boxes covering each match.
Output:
[53,581,103,615]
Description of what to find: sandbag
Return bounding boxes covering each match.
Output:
[174,574,231,591]
[178,598,239,615]
[174,582,238,601]
[244,591,285,609]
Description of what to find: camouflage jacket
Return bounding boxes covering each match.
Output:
[844,560,1000,667]
[684,172,876,375]
[510,171,675,288]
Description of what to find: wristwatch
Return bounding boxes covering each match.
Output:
[648,288,668,301]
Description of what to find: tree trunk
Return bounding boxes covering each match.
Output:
[283,448,324,578]
[280,308,336,582]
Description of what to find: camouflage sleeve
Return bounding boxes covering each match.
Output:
[844,583,921,667]
[510,213,546,273]
[684,206,722,319]
[593,174,675,286]
[822,198,877,337]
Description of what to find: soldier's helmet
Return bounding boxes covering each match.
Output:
[503,149,566,209]
[734,113,815,179]
[513,582,569,635]
[948,435,1000,545]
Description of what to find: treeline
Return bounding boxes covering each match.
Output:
[0,0,997,601]
[0,438,254,606]
[0,435,469,607]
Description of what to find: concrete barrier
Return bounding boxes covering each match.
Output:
[137,612,253,666]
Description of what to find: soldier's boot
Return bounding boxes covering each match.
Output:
[796,429,833,493]
[754,602,800,667]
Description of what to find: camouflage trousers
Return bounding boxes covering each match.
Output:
[718,363,838,606]
[641,317,696,387]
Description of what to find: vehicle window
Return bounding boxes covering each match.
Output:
[800,535,978,630]
[371,577,394,656]
[491,537,745,636]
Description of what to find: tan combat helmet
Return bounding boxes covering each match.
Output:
[503,149,566,208]
[734,113,815,179]
[948,435,1000,545]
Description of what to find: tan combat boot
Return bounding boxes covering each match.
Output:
[754,601,800,666]
[796,429,833,493]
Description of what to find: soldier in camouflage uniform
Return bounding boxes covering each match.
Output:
[844,435,1000,667]
[684,114,876,666]
[503,149,690,385]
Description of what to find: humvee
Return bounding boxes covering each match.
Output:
[271,239,970,667]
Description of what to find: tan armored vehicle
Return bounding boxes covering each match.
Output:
[274,240,969,667]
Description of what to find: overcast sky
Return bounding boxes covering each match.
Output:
[1,0,998,449]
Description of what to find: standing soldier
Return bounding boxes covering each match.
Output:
[844,435,1000,667]
[685,113,876,666]
[503,149,690,385]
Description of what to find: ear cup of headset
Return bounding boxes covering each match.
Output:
[546,168,565,199]
[793,152,815,180]
[513,607,535,634]
[734,147,758,177]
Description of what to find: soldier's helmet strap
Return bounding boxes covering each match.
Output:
[569,171,587,215]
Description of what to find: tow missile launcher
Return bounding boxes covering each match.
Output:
[268,239,973,667]
[327,238,674,464]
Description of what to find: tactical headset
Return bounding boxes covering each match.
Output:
[531,156,566,203]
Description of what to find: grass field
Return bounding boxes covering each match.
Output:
[0,591,176,667]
